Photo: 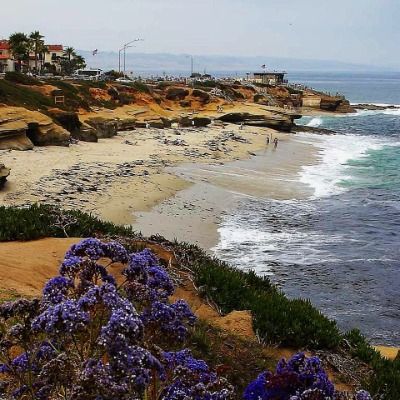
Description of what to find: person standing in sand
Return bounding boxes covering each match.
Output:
[274,137,278,147]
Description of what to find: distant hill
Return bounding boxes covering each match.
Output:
[78,50,393,77]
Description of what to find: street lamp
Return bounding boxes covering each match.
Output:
[122,39,144,77]
[186,55,194,77]
[119,45,134,73]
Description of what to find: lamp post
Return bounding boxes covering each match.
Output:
[186,55,194,77]
[119,45,134,73]
[122,38,144,77]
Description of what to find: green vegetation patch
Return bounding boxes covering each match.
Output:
[5,71,43,86]
[0,79,53,110]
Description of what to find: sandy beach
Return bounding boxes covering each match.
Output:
[0,103,299,247]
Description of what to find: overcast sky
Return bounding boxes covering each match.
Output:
[2,0,400,68]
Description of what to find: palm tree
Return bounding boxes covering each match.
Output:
[38,45,48,73]
[29,31,44,74]
[71,54,86,72]
[63,46,76,74]
[8,32,30,72]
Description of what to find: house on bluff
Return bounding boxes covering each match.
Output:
[0,41,64,73]
[253,71,287,86]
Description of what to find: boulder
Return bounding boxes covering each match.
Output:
[0,163,10,190]
[77,123,98,142]
[0,127,34,150]
[117,118,136,131]
[85,117,118,138]
[26,122,70,146]
[192,117,212,127]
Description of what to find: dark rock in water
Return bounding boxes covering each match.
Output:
[0,163,10,190]
[353,103,397,111]
[335,99,355,113]
[292,124,336,135]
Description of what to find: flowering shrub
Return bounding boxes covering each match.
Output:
[0,238,233,399]
[243,353,373,400]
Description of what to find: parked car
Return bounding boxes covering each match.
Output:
[115,77,133,83]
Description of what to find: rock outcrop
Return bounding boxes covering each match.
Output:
[0,106,70,150]
[217,112,294,132]
[0,163,10,190]
[85,117,119,139]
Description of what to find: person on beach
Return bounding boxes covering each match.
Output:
[274,137,278,147]
[266,136,270,145]
[239,122,244,130]
[145,122,150,129]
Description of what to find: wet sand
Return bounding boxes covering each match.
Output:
[132,134,319,250]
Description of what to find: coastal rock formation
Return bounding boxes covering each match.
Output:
[117,118,136,131]
[217,112,293,132]
[0,106,70,149]
[0,163,10,190]
[85,117,119,139]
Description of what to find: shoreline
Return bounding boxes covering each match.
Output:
[0,109,287,228]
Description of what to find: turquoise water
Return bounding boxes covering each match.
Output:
[213,72,400,346]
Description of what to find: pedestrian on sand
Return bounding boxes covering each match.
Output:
[274,137,278,147]
[266,136,270,145]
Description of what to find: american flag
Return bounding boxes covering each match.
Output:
[92,49,98,56]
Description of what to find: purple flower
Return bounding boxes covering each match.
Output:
[100,308,143,347]
[59,256,84,277]
[101,241,129,263]
[32,300,89,335]
[42,276,74,305]
[65,238,105,260]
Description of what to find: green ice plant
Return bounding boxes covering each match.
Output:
[0,238,233,399]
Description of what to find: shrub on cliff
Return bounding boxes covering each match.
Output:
[5,71,43,86]
[166,87,189,101]
[192,89,211,103]
[0,79,52,110]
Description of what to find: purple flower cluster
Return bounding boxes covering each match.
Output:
[243,353,373,400]
[0,239,213,399]
[160,349,234,399]
[32,299,89,336]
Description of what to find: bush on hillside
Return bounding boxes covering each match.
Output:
[5,71,43,86]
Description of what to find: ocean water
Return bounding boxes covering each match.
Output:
[212,72,400,346]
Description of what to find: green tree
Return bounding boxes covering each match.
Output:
[70,54,86,72]
[63,46,76,74]
[8,32,30,72]
[29,31,44,74]
[38,44,48,73]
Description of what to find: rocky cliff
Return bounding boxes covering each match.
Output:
[0,163,10,190]
[0,106,70,150]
